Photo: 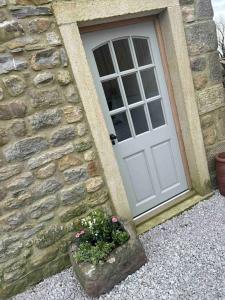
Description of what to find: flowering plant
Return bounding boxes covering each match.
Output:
[73,209,129,265]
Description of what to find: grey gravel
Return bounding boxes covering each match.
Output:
[13,191,225,300]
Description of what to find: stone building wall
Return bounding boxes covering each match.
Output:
[180,0,225,186]
[0,1,112,298]
[0,0,224,298]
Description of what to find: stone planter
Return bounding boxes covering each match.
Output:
[69,222,147,297]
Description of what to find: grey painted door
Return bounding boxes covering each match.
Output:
[82,21,188,217]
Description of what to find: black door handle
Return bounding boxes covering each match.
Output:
[110,134,117,145]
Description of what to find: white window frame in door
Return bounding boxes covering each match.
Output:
[53,0,212,224]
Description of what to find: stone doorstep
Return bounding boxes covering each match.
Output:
[69,222,147,298]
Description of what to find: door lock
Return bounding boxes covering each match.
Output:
[109,134,117,145]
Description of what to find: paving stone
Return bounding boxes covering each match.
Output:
[4,136,48,162]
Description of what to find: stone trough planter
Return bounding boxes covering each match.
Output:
[69,222,147,297]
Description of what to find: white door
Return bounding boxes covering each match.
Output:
[82,21,188,217]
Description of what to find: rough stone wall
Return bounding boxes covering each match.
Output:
[180,0,225,186]
[0,1,112,299]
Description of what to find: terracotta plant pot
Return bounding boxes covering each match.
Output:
[216,152,225,196]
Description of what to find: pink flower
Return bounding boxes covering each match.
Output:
[80,230,85,235]
[75,232,80,238]
[112,216,118,223]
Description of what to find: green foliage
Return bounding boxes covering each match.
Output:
[73,209,130,265]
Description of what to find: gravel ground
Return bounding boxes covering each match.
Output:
[13,191,225,300]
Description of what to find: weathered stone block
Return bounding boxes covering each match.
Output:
[0,53,27,75]
[60,183,86,205]
[63,105,83,123]
[46,32,61,46]
[208,51,223,84]
[59,204,86,223]
[193,73,208,90]
[23,223,44,239]
[6,212,26,228]
[3,75,26,96]
[196,84,225,114]
[0,128,8,146]
[185,21,218,55]
[36,162,56,179]
[0,0,6,7]
[28,143,74,169]
[64,85,79,103]
[85,176,103,193]
[75,137,92,152]
[32,177,62,198]
[0,101,27,120]
[33,72,54,85]
[4,136,48,162]
[76,122,87,137]
[57,70,71,86]
[28,108,61,131]
[6,172,34,191]
[182,5,195,23]
[10,120,27,137]
[0,87,4,100]
[58,153,82,171]
[60,48,68,67]
[63,166,88,184]
[69,223,147,297]
[11,6,52,19]
[0,164,22,181]
[87,161,99,177]
[28,18,51,33]
[30,48,60,71]
[50,126,76,147]
[0,10,6,23]
[3,191,32,210]
[35,225,66,249]
[87,188,109,208]
[6,36,37,50]
[180,0,194,5]
[29,88,63,108]
[29,195,58,219]
[0,21,24,43]
[190,56,206,72]
[195,0,213,20]
[31,246,58,268]
[84,149,96,162]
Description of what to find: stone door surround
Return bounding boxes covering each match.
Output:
[53,0,211,221]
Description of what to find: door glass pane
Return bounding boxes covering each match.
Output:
[148,100,165,128]
[113,39,134,71]
[133,38,152,67]
[130,106,149,135]
[102,79,123,111]
[93,43,115,77]
[122,73,141,104]
[111,112,131,142]
[141,68,159,99]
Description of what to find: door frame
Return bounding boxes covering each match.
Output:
[53,0,212,223]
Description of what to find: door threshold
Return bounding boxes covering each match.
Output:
[134,190,214,234]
